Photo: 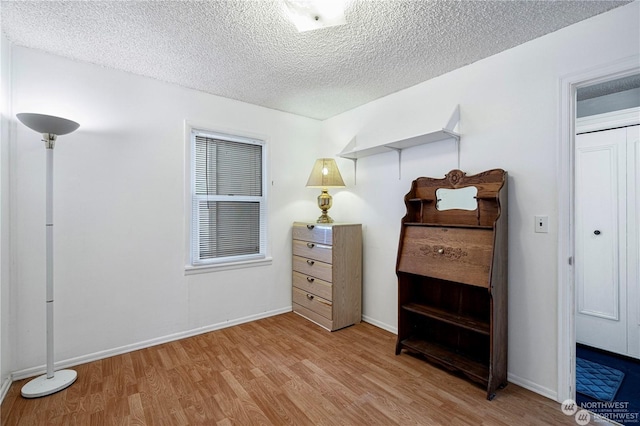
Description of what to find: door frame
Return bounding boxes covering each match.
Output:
[576,107,640,134]
[557,55,640,403]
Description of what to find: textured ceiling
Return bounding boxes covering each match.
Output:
[0,0,632,120]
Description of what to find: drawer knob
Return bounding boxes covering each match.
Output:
[307,243,315,248]
[306,259,315,266]
[306,277,315,283]
[306,224,315,230]
[306,294,314,301]
[438,248,444,254]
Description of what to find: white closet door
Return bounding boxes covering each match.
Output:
[575,127,628,355]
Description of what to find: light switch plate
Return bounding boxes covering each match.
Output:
[535,215,549,233]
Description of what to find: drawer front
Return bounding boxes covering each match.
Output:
[293,287,332,320]
[397,226,493,288]
[293,304,333,331]
[293,255,333,282]
[293,271,332,301]
[292,223,333,245]
[293,239,332,264]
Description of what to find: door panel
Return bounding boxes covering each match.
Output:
[576,143,619,320]
[575,128,627,355]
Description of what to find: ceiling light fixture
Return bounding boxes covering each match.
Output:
[283,0,347,32]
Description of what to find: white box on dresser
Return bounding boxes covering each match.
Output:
[292,222,362,331]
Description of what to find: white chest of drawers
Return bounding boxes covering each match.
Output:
[292,222,362,331]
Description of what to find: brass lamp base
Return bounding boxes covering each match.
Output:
[317,211,334,223]
[316,188,334,223]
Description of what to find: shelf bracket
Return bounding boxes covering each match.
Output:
[338,137,359,184]
[443,105,461,169]
[353,158,358,185]
[389,147,402,179]
[445,104,460,133]
[455,137,460,169]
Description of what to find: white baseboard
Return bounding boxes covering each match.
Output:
[507,372,558,402]
[362,315,397,335]
[0,374,12,405]
[11,307,292,381]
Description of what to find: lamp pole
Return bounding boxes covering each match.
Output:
[45,135,54,381]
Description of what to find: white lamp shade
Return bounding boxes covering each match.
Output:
[17,113,80,136]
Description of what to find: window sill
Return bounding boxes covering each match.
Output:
[185,257,273,275]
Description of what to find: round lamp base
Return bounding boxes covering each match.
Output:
[316,211,334,223]
[21,369,77,398]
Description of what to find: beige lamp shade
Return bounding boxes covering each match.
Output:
[306,158,345,188]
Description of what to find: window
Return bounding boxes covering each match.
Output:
[188,128,267,269]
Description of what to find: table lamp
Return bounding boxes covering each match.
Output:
[306,158,345,223]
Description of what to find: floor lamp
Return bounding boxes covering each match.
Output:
[17,113,80,398]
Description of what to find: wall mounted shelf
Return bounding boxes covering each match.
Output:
[337,105,460,181]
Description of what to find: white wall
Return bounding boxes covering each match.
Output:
[0,30,13,396]
[321,2,640,400]
[9,48,321,376]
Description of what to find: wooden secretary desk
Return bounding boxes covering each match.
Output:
[395,169,508,400]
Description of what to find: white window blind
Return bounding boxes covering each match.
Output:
[191,131,266,265]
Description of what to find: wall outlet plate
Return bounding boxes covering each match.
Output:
[535,215,549,233]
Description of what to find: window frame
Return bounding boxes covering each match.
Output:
[184,121,271,274]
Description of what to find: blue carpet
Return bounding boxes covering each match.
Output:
[576,357,624,401]
[576,345,640,425]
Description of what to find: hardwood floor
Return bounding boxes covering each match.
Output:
[2,313,578,425]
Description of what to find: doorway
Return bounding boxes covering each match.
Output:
[558,59,640,420]
[573,87,639,420]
